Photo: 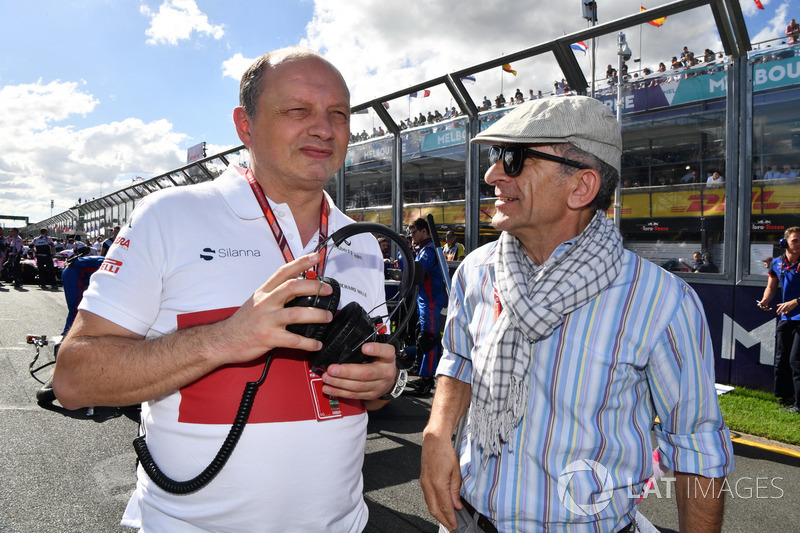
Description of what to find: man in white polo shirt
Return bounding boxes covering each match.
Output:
[53,47,403,532]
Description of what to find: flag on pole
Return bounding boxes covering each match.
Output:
[352,108,369,115]
[754,0,764,9]
[460,75,477,84]
[502,64,517,76]
[570,41,589,54]
[640,5,666,27]
[409,90,431,98]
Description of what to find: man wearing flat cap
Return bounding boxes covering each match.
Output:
[420,97,733,533]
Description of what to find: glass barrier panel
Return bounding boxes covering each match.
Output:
[747,42,800,277]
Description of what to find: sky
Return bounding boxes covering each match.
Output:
[0,0,792,224]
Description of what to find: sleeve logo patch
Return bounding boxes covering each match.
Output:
[99,258,123,274]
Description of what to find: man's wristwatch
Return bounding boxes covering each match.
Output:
[379,368,408,400]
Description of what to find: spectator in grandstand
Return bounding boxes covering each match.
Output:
[53,47,401,532]
[494,94,506,108]
[657,61,667,73]
[420,96,732,533]
[707,170,724,186]
[764,164,783,180]
[787,18,799,45]
[482,95,492,110]
[782,165,797,178]
[758,226,800,411]
[406,217,447,396]
[681,169,699,183]
[514,88,524,104]
[442,230,465,262]
[671,56,682,69]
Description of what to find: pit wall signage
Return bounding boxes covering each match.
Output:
[612,184,800,218]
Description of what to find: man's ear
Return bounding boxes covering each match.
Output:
[567,169,602,209]
[233,107,252,148]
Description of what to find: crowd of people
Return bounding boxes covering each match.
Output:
[0,228,117,289]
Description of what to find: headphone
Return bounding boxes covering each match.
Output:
[135,222,419,495]
[285,222,419,372]
[779,238,788,249]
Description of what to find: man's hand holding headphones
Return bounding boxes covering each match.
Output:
[227,252,398,404]
[321,343,398,406]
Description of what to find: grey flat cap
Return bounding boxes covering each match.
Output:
[472,96,622,172]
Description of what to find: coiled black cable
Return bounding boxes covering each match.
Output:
[133,352,274,494]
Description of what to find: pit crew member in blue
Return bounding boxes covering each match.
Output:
[53,48,400,533]
[758,226,800,412]
[407,217,448,396]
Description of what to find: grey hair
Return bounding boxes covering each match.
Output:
[556,143,620,212]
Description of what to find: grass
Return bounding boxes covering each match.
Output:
[718,387,800,446]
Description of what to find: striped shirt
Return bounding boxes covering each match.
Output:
[437,240,734,532]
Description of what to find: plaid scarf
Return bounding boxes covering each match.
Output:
[469,211,624,458]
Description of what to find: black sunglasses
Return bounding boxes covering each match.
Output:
[488,145,591,177]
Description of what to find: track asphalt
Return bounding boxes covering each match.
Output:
[2,286,798,532]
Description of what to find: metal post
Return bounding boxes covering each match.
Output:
[614,32,631,229]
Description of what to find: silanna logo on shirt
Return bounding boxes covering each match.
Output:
[200,247,262,261]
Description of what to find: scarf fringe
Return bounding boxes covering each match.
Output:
[471,376,528,459]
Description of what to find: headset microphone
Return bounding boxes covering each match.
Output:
[286,222,419,373]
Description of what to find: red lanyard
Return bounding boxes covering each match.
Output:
[780,255,800,274]
[245,169,330,275]
[493,287,503,322]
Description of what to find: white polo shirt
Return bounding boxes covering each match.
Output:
[80,165,386,532]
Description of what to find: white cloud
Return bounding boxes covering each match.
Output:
[301,0,723,129]
[141,0,225,46]
[0,80,185,222]
[222,52,255,81]
[750,1,792,45]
